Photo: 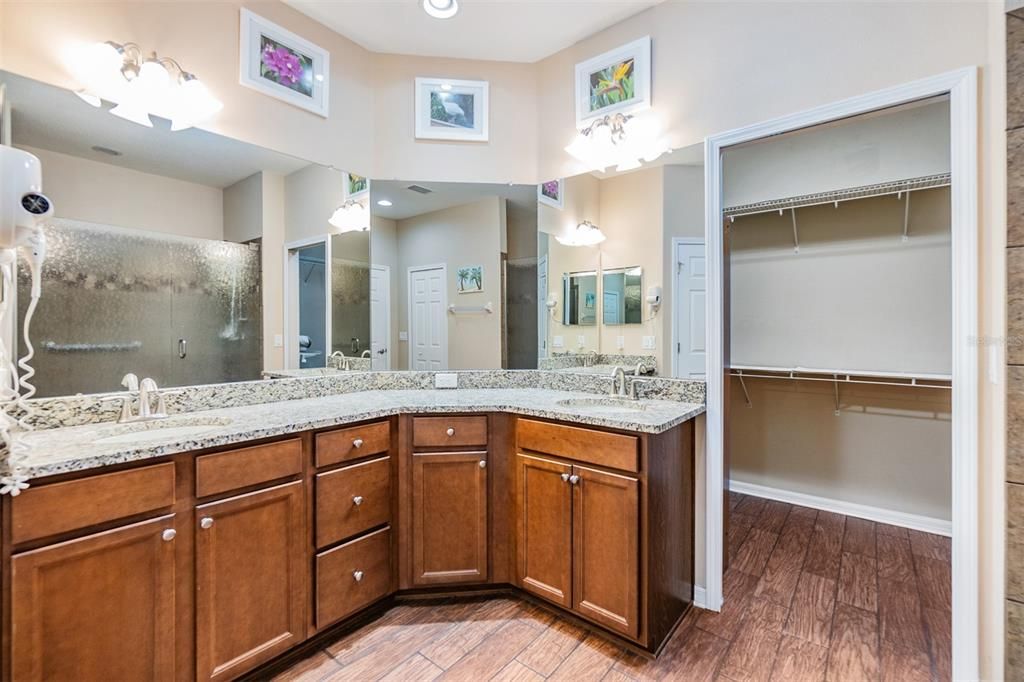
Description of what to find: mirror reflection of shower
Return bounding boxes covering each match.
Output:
[297,243,326,367]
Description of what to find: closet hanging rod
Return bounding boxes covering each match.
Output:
[728,363,951,382]
[723,172,950,219]
[728,367,951,390]
[448,302,494,315]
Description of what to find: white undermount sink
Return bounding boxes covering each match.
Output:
[90,416,234,445]
[556,397,648,413]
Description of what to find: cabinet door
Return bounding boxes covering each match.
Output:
[411,451,488,585]
[572,465,640,638]
[515,454,572,607]
[11,515,178,681]
[195,481,306,682]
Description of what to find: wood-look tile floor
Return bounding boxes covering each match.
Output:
[268,494,951,681]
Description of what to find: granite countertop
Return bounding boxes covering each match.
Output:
[553,364,654,376]
[17,388,705,479]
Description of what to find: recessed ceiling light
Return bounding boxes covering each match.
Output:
[422,0,458,19]
[377,199,393,207]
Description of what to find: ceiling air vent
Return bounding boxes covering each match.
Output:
[406,184,433,194]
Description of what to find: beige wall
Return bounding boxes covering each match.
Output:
[283,164,347,243]
[262,171,286,371]
[224,172,262,243]
[370,215,401,367]
[22,145,223,239]
[391,198,504,370]
[730,379,952,521]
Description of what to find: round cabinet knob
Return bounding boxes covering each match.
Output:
[200,517,214,529]
[478,460,487,469]
[353,570,364,582]
[353,438,364,449]
[446,427,455,437]
[561,473,570,482]
[569,475,580,485]
[162,529,177,542]
[353,495,364,506]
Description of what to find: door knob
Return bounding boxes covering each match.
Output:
[446,427,455,436]
[478,460,486,469]
[569,475,580,485]
[353,495,364,506]
[162,529,177,541]
[561,473,570,482]
[353,438,364,449]
[200,517,214,529]
[353,570,364,582]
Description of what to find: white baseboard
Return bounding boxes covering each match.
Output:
[729,480,952,537]
[693,586,707,609]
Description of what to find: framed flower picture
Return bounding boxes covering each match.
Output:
[239,8,330,117]
[415,77,489,142]
[574,36,651,128]
[344,172,369,200]
[538,179,564,210]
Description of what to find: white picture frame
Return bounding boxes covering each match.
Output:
[239,8,330,117]
[414,77,489,142]
[574,36,651,128]
[344,172,369,201]
[537,179,565,210]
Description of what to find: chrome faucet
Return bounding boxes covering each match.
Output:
[116,374,168,422]
[118,373,139,423]
[634,362,647,376]
[138,378,158,419]
[610,366,627,397]
[585,349,599,367]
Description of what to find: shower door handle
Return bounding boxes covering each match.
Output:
[177,338,187,359]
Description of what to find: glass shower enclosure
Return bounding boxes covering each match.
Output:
[19,218,263,397]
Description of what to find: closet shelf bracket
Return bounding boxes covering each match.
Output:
[902,190,911,242]
[832,374,841,416]
[737,371,752,408]
[790,208,799,253]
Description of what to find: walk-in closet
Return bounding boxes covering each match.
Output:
[720,97,953,673]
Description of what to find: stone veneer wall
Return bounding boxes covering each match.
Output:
[1009,9,1024,677]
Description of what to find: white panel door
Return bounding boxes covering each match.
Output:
[675,241,707,379]
[370,265,390,370]
[409,266,447,370]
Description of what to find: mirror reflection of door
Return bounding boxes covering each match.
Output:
[370,265,391,370]
[408,264,447,370]
[297,243,327,368]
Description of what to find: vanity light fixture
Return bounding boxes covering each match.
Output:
[75,40,222,131]
[329,200,370,233]
[565,112,670,172]
[376,199,393,207]
[422,0,459,19]
[556,220,606,247]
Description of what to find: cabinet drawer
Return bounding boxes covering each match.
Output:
[316,526,392,628]
[316,421,390,468]
[413,416,488,448]
[196,438,302,498]
[11,462,176,545]
[517,419,639,473]
[316,456,391,547]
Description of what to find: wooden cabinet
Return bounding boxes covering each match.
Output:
[316,526,392,628]
[572,465,639,638]
[411,451,488,585]
[515,454,572,607]
[10,514,179,681]
[195,481,306,682]
[514,455,640,638]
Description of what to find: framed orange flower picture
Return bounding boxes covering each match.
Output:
[574,36,651,128]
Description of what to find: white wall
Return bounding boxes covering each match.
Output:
[729,188,952,375]
[22,145,223,239]
[370,215,400,365]
[722,98,951,208]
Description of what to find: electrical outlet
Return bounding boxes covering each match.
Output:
[616,336,625,350]
[399,331,409,341]
[273,334,283,348]
[642,335,656,350]
[434,373,458,389]
[553,335,564,348]
[577,335,586,347]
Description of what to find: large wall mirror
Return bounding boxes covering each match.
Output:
[1,64,706,395]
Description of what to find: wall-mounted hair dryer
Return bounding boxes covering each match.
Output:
[0,145,54,496]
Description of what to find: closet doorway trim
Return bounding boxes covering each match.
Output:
[703,67,979,681]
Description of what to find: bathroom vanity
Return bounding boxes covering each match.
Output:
[0,385,700,682]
